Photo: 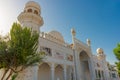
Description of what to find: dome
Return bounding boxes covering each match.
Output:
[96,48,104,54]
[48,31,65,42]
[25,1,40,9]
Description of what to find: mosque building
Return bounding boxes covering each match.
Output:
[0,1,119,80]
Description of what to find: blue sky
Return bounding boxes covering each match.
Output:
[0,0,120,64]
[39,0,120,64]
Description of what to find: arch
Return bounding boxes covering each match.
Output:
[79,50,91,80]
[34,10,38,15]
[79,50,89,61]
[27,9,32,12]
[55,65,64,80]
[38,63,50,80]
[67,55,73,61]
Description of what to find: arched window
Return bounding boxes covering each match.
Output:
[27,9,32,12]
[97,63,100,67]
[34,10,38,15]
[67,55,73,61]
[95,70,98,78]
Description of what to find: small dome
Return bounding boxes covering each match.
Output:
[96,48,104,54]
[48,31,65,42]
[25,1,40,9]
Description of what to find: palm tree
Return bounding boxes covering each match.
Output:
[0,23,44,80]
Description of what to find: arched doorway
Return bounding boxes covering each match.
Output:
[79,51,91,80]
[38,63,50,80]
[55,65,64,80]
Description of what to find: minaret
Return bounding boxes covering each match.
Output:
[71,28,76,49]
[18,1,44,33]
[96,48,110,80]
[96,48,106,60]
[71,28,78,80]
[87,39,91,47]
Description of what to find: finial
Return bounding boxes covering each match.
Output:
[71,28,76,36]
[87,39,91,46]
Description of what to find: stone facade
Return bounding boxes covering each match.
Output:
[0,1,119,80]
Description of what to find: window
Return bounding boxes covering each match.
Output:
[112,73,116,78]
[44,47,51,56]
[34,10,38,15]
[27,9,32,12]
[40,47,52,56]
[67,55,73,61]
[97,63,100,67]
[95,70,98,78]
[101,71,104,79]
[98,70,101,79]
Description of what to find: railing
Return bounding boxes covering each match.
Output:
[39,32,72,49]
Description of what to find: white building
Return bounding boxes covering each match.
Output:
[1,1,119,80]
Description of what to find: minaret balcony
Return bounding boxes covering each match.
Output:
[18,12,43,26]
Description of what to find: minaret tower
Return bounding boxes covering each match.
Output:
[71,28,76,49]
[96,48,110,80]
[18,1,43,33]
[87,39,91,47]
[97,48,106,60]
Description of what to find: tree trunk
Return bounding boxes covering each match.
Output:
[6,69,13,80]
[1,69,9,80]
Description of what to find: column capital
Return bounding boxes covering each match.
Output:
[51,63,55,70]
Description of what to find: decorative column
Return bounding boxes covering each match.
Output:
[33,65,39,80]
[71,28,77,80]
[88,58,95,80]
[64,65,67,80]
[51,63,55,80]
